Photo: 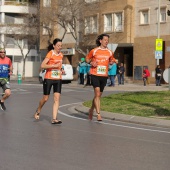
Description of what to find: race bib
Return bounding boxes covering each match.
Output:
[51,70,60,79]
[97,66,106,75]
[0,64,9,78]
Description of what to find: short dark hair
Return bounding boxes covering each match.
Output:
[96,34,110,46]
[47,38,62,51]
[0,48,6,53]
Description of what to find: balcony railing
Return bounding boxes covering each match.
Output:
[0,1,28,6]
[6,44,37,49]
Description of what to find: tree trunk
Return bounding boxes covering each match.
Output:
[22,58,26,80]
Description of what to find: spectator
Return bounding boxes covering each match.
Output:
[108,60,117,87]
[78,58,87,85]
[85,63,91,86]
[155,65,162,86]
[143,67,150,85]
[118,62,125,85]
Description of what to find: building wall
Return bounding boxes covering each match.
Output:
[83,0,135,79]
[39,0,135,80]
[134,0,170,83]
[135,0,170,37]
[13,61,40,77]
[83,0,135,45]
[0,0,39,77]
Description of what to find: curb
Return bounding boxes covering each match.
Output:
[75,103,170,128]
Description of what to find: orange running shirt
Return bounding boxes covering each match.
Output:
[86,47,115,77]
[44,50,63,80]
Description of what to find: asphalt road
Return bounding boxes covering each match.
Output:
[0,82,170,170]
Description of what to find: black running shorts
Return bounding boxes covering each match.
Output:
[43,79,62,95]
[91,75,107,92]
[0,79,10,91]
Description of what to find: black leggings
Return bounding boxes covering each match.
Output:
[43,79,62,95]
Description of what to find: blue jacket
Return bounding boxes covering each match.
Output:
[79,62,88,74]
[86,63,91,74]
[108,63,117,76]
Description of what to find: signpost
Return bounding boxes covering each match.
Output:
[156,0,161,65]
[155,38,163,63]
[155,39,163,51]
[155,51,163,59]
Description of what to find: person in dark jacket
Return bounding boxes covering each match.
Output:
[155,65,162,86]
[118,62,125,85]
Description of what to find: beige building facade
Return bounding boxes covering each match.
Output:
[39,0,136,80]
[134,0,170,83]
[83,0,135,78]
[33,0,170,82]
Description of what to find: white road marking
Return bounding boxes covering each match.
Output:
[59,102,170,134]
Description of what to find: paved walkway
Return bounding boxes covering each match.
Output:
[71,82,170,128]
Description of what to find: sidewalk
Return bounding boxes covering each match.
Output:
[73,82,170,128]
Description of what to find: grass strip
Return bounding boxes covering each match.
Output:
[83,91,170,119]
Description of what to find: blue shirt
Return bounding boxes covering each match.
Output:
[108,63,117,76]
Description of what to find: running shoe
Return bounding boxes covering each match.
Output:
[97,114,102,121]
[0,101,6,111]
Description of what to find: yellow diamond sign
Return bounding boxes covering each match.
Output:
[155,39,163,51]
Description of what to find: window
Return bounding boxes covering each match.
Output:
[43,0,51,7]
[85,17,91,34]
[85,16,98,34]
[91,16,97,33]
[14,17,24,24]
[160,8,166,22]
[42,23,51,35]
[104,12,124,32]
[140,10,149,24]
[104,14,112,32]
[27,56,36,62]
[85,0,97,3]
[114,12,123,32]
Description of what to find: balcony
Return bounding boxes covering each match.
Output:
[0,1,37,14]
[1,1,28,6]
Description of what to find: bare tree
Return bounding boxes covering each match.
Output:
[11,12,39,79]
[40,0,101,56]
[40,0,134,57]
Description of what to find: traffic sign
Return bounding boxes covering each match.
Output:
[155,51,163,59]
[155,39,163,51]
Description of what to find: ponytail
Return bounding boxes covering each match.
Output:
[47,38,62,51]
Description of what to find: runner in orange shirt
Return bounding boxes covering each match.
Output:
[34,38,65,124]
[86,34,116,121]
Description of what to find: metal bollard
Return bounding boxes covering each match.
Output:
[18,74,22,84]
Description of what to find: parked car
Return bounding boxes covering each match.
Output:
[39,64,73,83]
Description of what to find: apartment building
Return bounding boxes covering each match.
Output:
[134,0,170,83]
[82,0,135,78]
[0,0,39,77]
[40,0,135,80]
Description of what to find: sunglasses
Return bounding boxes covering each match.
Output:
[0,51,5,53]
